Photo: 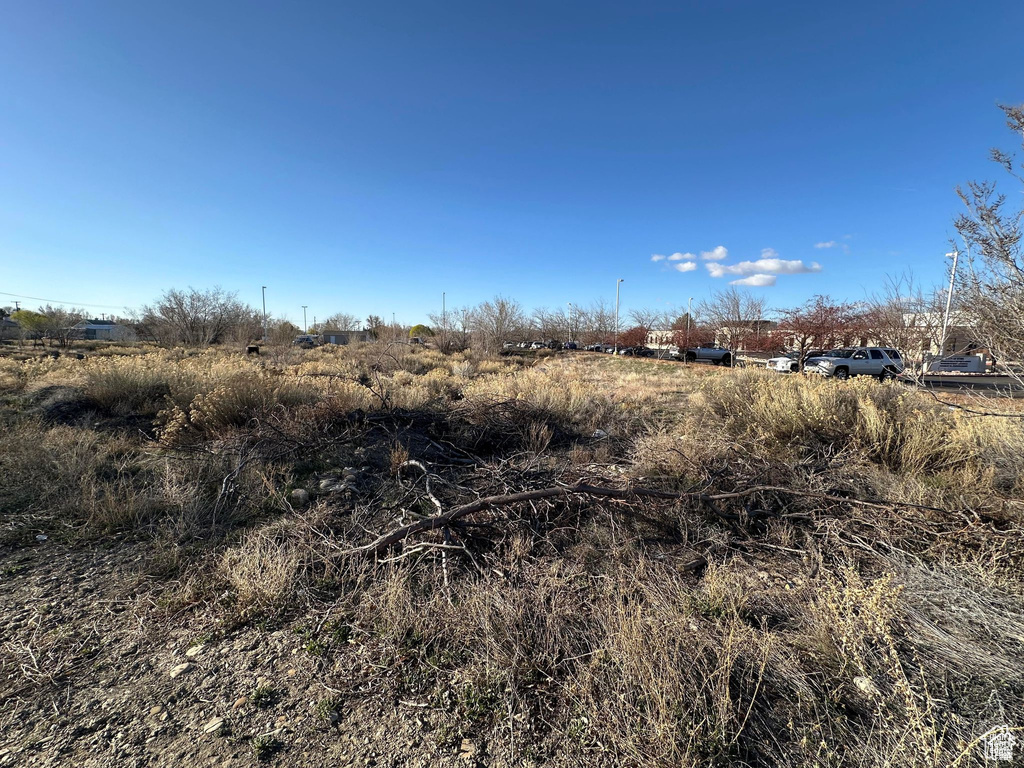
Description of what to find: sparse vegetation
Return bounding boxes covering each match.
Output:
[1,341,1022,767]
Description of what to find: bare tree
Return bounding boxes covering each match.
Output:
[37,305,87,347]
[364,315,385,339]
[471,296,526,352]
[531,307,569,342]
[269,320,302,344]
[955,104,1024,382]
[579,299,615,344]
[863,273,948,366]
[697,288,768,350]
[321,312,361,331]
[428,306,472,352]
[778,295,863,370]
[136,287,253,346]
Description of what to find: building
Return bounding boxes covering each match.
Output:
[71,319,137,341]
[319,329,373,345]
[0,317,18,340]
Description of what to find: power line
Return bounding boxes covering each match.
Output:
[0,291,137,311]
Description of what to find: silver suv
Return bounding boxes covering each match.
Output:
[804,347,904,380]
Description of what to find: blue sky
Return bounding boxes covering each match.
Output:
[1,0,1022,326]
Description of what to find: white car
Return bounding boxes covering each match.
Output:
[766,353,800,373]
[804,347,905,380]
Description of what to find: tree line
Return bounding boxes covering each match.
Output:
[3,106,1020,373]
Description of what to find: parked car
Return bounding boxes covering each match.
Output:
[502,342,516,349]
[565,341,578,350]
[678,346,733,366]
[803,347,905,380]
[529,341,546,350]
[291,334,323,349]
[765,350,824,373]
[618,346,654,357]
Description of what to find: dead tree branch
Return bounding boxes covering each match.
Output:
[345,482,954,557]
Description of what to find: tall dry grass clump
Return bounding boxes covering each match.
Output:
[690,369,1024,484]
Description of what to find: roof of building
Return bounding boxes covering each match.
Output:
[74,319,120,328]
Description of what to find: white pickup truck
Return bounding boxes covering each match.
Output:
[803,347,905,380]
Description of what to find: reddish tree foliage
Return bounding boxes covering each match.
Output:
[670,324,717,349]
[617,325,650,348]
[778,296,863,367]
[742,328,787,353]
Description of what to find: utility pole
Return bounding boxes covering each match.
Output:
[567,302,573,343]
[261,286,267,343]
[940,249,961,361]
[302,305,308,334]
[442,292,446,350]
[614,279,624,354]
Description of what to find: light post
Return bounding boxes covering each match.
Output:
[302,305,308,334]
[261,286,267,342]
[940,249,961,361]
[614,278,624,354]
[566,302,574,343]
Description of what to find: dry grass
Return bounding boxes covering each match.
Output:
[2,342,1023,766]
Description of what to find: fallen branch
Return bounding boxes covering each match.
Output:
[345,482,954,556]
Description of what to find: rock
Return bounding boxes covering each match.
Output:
[591,429,608,439]
[290,489,310,508]
[185,644,206,658]
[168,663,192,679]
[149,705,164,716]
[854,676,880,697]
[202,716,225,735]
[35,534,48,542]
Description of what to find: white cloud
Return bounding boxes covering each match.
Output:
[668,252,696,261]
[651,254,666,262]
[814,241,838,249]
[730,274,776,287]
[700,245,728,261]
[673,261,697,272]
[760,247,778,259]
[706,258,821,278]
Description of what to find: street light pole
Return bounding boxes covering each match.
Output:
[302,305,308,334]
[567,302,573,343]
[261,286,267,342]
[940,249,960,361]
[614,279,624,354]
